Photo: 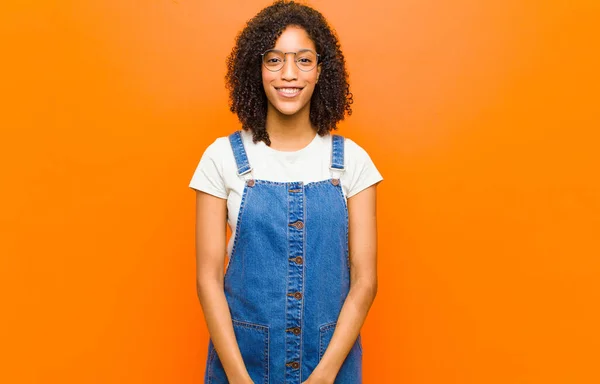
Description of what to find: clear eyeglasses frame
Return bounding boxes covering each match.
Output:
[261,49,320,72]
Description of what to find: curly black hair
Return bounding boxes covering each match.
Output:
[225,0,353,145]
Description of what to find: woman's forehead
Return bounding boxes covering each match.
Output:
[273,26,316,51]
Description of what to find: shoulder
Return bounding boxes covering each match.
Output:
[337,135,383,197]
[189,135,233,196]
[203,135,233,158]
[198,133,240,168]
[343,137,365,152]
[341,136,373,164]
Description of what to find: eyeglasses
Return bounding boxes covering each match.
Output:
[261,49,320,72]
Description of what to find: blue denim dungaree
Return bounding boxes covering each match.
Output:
[204,131,362,384]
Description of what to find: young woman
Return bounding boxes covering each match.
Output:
[189,1,383,383]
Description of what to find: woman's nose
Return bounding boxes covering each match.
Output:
[281,54,298,81]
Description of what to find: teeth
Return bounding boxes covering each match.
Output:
[278,88,301,94]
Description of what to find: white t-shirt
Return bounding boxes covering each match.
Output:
[189,129,383,256]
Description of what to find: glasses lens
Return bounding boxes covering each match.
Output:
[263,50,284,71]
[262,50,319,71]
[296,50,317,71]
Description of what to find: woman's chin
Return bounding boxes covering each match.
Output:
[270,102,308,117]
[277,108,301,116]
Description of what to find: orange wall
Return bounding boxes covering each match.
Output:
[1,1,599,383]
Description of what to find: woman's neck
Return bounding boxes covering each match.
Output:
[265,104,317,151]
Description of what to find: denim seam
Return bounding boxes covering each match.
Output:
[330,135,345,170]
[207,341,217,384]
[229,130,252,176]
[357,334,363,355]
[318,321,337,360]
[231,319,270,331]
[246,178,332,187]
[299,184,306,383]
[283,185,290,381]
[332,182,350,274]
[225,183,250,281]
[265,325,270,384]
[231,319,270,384]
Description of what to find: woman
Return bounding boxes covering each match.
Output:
[189,1,383,383]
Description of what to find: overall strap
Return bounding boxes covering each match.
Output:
[228,130,253,178]
[330,134,345,179]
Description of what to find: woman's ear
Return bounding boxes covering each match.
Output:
[316,63,322,83]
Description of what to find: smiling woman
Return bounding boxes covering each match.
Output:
[223,0,354,146]
[261,27,321,117]
[190,1,382,383]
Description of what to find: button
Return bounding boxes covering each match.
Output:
[287,292,303,299]
[286,361,300,369]
[331,178,340,186]
[247,179,255,187]
[293,256,303,265]
[286,327,301,335]
[289,221,304,229]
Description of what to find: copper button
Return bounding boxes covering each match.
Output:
[247,179,255,187]
[286,361,300,369]
[294,256,303,265]
[331,178,340,186]
[289,221,304,229]
[294,292,302,299]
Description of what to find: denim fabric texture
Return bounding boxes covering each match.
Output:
[204,130,362,384]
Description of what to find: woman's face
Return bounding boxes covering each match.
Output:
[262,26,321,118]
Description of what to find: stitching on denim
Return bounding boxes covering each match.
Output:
[319,321,337,360]
[207,340,216,384]
[264,324,270,384]
[319,329,322,362]
[330,135,345,170]
[320,322,337,332]
[230,319,270,384]
[305,179,338,189]
[245,178,332,187]
[331,181,350,274]
[224,184,250,282]
[283,185,290,382]
[231,319,270,331]
[229,130,252,175]
[299,184,306,383]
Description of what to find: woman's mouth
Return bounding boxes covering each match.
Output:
[275,87,303,98]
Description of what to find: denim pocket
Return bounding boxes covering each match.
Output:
[318,322,363,383]
[207,320,270,384]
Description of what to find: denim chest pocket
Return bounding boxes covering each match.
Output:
[319,322,363,384]
[207,320,270,384]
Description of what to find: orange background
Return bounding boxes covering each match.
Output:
[1,0,599,383]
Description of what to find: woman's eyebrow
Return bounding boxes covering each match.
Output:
[272,48,314,52]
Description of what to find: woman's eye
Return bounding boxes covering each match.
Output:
[298,58,312,63]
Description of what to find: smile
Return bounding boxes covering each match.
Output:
[275,87,303,97]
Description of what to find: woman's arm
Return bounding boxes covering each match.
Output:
[305,184,379,383]
[195,191,253,384]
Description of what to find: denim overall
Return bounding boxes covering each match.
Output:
[204,131,362,384]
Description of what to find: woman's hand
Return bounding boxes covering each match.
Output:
[301,368,335,384]
[301,377,333,384]
[229,375,255,384]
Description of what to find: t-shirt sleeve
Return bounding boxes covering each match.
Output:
[188,139,228,199]
[345,138,384,198]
